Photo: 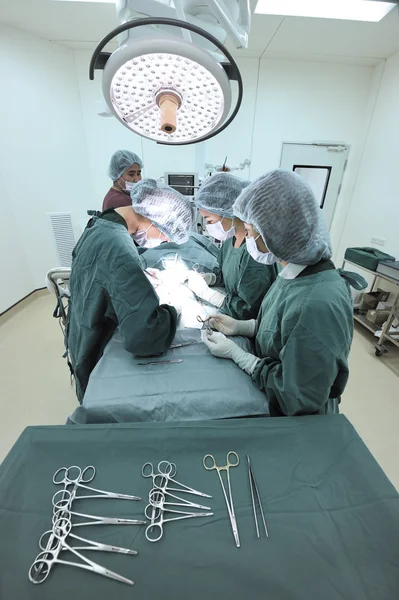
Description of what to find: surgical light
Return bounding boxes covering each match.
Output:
[255,0,397,22]
[90,17,243,145]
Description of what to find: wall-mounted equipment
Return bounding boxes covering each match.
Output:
[205,158,251,174]
[164,172,199,196]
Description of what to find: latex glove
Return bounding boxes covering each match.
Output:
[186,272,226,308]
[208,314,256,338]
[201,331,259,375]
[201,272,217,286]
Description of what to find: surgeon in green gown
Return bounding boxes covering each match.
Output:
[186,172,278,320]
[202,169,367,417]
[67,179,193,402]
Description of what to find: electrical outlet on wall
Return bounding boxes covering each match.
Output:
[371,237,386,247]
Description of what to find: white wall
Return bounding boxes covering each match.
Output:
[74,52,376,200]
[336,51,399,263]
[0,32,389,312]
[75,51,377,254]
[0,24,94,310]
[251,59,377,254]
[0,172,34,313]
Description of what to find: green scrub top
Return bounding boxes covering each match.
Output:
[252,266,355,416]
[217,237,278,320]
[67,211,177,402]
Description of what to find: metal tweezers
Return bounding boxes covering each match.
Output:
[247,454,268,538]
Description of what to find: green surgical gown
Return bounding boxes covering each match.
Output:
[67,212,177,402]
[217,238,278,320]
[252,268,354,416]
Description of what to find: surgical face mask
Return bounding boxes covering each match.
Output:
[206,218,235,241]
[132,224,163,248]
[245,235,278,265]
[122,178,135,193]
[142,236,163,249]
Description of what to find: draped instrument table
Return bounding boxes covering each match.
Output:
[0,415,398,600]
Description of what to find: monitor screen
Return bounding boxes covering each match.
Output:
[167,174,196,196]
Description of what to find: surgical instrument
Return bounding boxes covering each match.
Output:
[53,466,141,501]
[144,493,213,543]
[170,341,198,349]
[51,506,146,527]
[137,359,183,366]
[197,315,212,335]
[148,488,211,511]
[39,526,138,556]
[203,451,240,548]
[29,519,134,586]
[143,461,212,498]
[247,454,268,538]
[144,269,162,283]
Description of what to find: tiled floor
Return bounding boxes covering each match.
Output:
[1,291,398,489]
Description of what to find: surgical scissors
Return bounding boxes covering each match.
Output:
[142,461,212,498]
[197,315,212,335]
[203,452,240,548]
[53,466,140,501]
[29,518,134,586]
[51,505,146,527]
[144,493,213,542]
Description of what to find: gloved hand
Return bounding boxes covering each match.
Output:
[186,272,226,308]
[186,271,211,296]
[201,272,217,286]
[201,331,259,375]
[207,314,256,338]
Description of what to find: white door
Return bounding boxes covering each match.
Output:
[280,143,348,229]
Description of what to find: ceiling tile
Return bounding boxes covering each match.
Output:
[264,10,399,60]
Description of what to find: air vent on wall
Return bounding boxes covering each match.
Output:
[48,212,77,268]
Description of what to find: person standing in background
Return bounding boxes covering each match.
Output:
[102,150,143,211]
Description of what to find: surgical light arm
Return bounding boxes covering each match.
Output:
[116,0,250,49]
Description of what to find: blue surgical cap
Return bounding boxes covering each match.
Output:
[233,169,332,265]
[195,173,250,218]
[108,150,143,181]
[130,179,194,244]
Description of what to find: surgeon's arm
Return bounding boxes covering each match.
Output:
[222,264,277,320]
[252,323,347,416]
[213,245,224,286]
[109,261,178,357]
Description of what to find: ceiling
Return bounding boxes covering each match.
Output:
[1,0,399,66]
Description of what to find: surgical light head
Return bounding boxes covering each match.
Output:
[89,17,243,145]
